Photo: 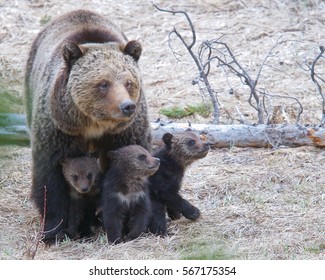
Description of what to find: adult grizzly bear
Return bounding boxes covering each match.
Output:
[25,10,151,244]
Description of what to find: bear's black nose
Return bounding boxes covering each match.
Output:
[120,101,136,117]
[80,185,90,193]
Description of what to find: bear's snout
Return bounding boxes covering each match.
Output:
[79,185,91,193]
[120,100,136,117]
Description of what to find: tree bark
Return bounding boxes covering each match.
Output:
[151,122,325,148]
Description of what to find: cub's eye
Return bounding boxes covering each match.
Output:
[187,139,196,146]
[138,154,147,161]
[125,80,133,90]
[98,81,109,92]
[71,175,79,182]
[86,173,93,181]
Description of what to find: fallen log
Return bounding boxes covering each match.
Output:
[151,121,325,148]
[1,113,325,148]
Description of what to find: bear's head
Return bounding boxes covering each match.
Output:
[61,156,100,194]
[162,131,210,166]
[60,40,143,137]
[107,145,160,178]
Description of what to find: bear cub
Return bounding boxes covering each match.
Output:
[148,131,210,236]
[101,145,160,244]
[61,156,101,238]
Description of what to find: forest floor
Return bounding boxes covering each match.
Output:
[0,0,324,259]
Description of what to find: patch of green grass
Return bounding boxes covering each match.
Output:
[159,103,212,119]
[0,87,23,114]
[40,14,52,25]
[180,240,233,260]
[304,243,325,254]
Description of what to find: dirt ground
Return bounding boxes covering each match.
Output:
[0,0,324,260]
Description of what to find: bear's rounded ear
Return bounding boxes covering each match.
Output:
[59,157,67,166]
[63,42,85,64]
[162,133,173,147]
[124,40,142,62]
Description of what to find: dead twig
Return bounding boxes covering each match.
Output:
[310,46,325,123]
[260,90,304,124]
[153,3,220,124]
[24,185,47,259]
[299,45,325,124]
[24,186,63,259]
[198,37,292,124]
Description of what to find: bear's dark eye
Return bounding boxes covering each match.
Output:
[125,80,133,90]
[71,174,79,182]
[98,81,109,93]
[86,173,93,181]
[138,154,147,161]
[187,139,196,146]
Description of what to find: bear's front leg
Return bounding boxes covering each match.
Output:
[102,201,124,244]
[179,198,201,221]
[104,217,123,244]
[31,162,70,245]
[164,193,201,221]
[125,197,151,241]
[148,199,168,236]
[166,207,181,220]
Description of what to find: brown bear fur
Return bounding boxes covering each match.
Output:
[100,145,160,244]
[62,156,100,194]
[25,9,151,244]
[148,131,210,236]
[61,156,101,238]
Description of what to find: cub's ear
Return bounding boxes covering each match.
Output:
[162,133,173,148]
[124,40,142,62]
[59,157,68,166]
[63,42,85,64]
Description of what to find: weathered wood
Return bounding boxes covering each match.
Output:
[151,122,325,148]
[1,113,325,148]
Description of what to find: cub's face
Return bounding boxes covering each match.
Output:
[108,145,160,178]
[65,42,142,134]
[62,157,100,193]
[164,131,210,164]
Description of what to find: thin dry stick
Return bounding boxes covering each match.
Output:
[198,37,292,124]
[199,39,263,122]
[310,46,325,123]
[24,185,47,259]
[153,3,220,124]
[260,91,304,124]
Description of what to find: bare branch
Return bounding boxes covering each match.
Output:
[153,3,220,124]
[260,90,304,124]
[198,38,264,123]
[310,46,325,123]
[153,3,196,49]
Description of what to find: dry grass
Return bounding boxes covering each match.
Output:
[1,145,324,260]
[0,0,325,259]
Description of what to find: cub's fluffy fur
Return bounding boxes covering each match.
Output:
[148,131,210,236]
[61,156,101,238]
[101,145,160,244]
[25,9,151,243]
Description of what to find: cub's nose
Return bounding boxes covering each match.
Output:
[80,185,90,193]
[120,101,136,117]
